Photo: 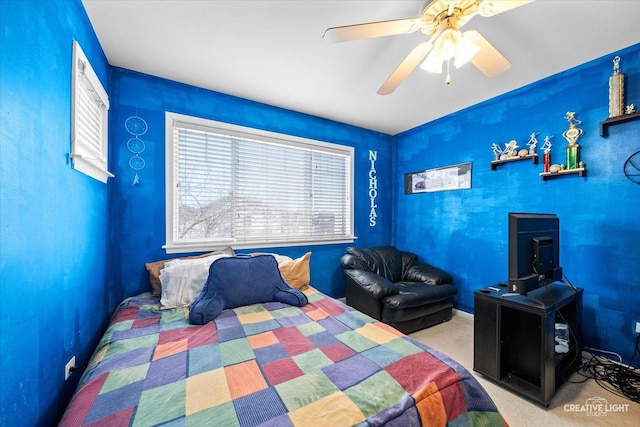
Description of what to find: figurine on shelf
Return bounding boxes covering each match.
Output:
[504,140,518,158]
[609,56,625,118]
[626,104,636,114]
[491,143,502,161]
[563,112,583,170]
[541,136,553,173]
[527,132,539,155]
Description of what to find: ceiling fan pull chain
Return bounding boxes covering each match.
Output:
[446,58,451,85]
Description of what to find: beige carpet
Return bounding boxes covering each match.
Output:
[409,313,640,427]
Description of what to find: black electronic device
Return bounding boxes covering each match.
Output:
[508,213,562,295]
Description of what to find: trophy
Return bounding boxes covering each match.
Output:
[563,112,583,170]
[527,132,539,155]
[541,136,553,172]
[609,56,624,118]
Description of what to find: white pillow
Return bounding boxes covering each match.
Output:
[266,253,293,264]
[249,252,293,264]
[159,253,230,309]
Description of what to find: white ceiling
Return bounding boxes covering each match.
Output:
[82,0,640,135]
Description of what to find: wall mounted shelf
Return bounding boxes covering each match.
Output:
[600,111,640,137]
[491,154,538,170]
[539,167,586,180]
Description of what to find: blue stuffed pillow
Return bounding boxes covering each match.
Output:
[189,255,308,324]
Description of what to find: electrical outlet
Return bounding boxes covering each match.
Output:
[635,321,640,334]
[65,356,75,381]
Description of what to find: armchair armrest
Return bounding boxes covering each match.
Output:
[343,269,399,299]
[404,262,453,285]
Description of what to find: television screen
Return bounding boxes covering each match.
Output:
[508,213,562,294]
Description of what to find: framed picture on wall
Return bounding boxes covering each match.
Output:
[404,162,472,194]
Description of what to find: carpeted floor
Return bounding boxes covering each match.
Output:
[409,313,640,426]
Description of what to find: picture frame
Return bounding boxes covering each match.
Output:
[404,162,472,194]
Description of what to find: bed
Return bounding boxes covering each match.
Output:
[59,253,506,426]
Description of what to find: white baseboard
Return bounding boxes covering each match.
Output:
[453,309,474,320]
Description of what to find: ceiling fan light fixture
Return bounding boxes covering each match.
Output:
[421,47,444,73]
[452,31,480,68]
[420,30,450,73]
[419,28,480,74]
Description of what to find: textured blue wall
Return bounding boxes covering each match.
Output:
[108,69,395,300]
[395,43,640,364]
[0,1,112,425]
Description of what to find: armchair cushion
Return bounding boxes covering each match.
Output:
[404,262,453,285]
[385,282,456,309]
[342,269,398,299]
[346,246,409,283]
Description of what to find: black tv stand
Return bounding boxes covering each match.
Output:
[473,282,583,406]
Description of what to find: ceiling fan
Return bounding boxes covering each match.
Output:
[323,0,534,94]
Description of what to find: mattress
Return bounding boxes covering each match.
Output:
[59,287,505,426]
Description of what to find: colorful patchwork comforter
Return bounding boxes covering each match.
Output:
[60,288,505,426]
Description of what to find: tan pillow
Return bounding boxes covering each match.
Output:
[277,252,311,290]
[145,247,235,297]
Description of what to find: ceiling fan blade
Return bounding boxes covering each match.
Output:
[377,42,433,95]
[465,30,511,77]
[478,0,534,17]
[323,18,420,43]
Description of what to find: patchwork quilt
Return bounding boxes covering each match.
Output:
[59,288,505,426]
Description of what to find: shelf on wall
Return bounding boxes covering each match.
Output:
[491,154,538,170]
[600,111,640,137]
[539,167,586,180]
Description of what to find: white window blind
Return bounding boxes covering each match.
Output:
[71,40,113,183]
[165,112,354,253]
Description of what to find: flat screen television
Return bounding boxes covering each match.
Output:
[508,213,562,295]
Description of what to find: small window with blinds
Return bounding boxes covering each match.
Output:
[71,40,113,183]
[164,112,354,253]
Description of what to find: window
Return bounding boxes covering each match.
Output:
[165,112,354,253]
[71,40,113,183]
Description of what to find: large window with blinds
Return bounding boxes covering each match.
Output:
[164,112,354,253]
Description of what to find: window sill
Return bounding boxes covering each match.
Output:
[163,236,357,254]
[71,155,114,183]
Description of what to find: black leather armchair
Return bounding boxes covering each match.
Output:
[340,246,457,334]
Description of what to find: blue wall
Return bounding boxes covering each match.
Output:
[108,69,395,301]
[395,43,640,365]
[1,2,394,423]
[0,0,112,425]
